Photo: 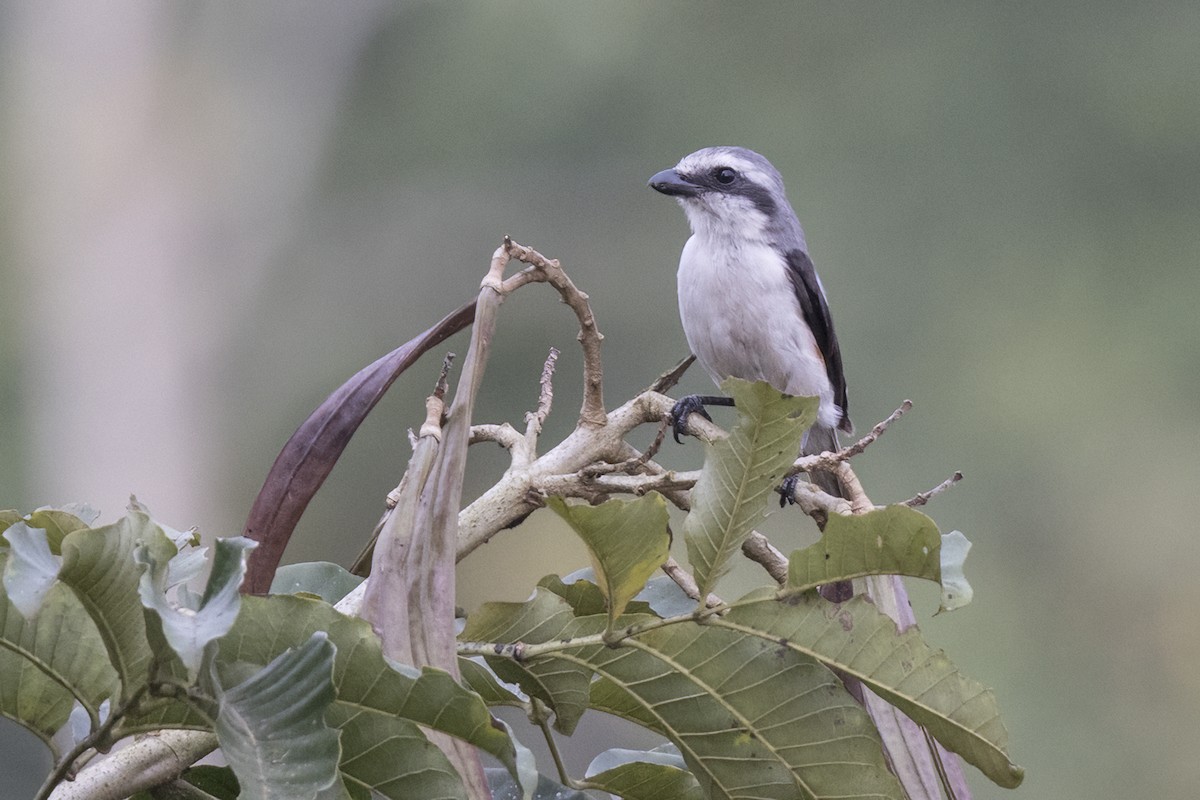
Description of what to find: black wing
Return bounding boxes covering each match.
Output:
[784,249,851,433]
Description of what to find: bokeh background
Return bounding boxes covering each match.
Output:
[2,2,1198,797]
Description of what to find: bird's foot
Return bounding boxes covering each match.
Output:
[669,395,714,443]
[777,473,804,507]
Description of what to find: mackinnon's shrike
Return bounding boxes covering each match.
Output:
[649,146,852,505]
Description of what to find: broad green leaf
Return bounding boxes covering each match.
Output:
[214,632,341,800]
[718,590,1024,788]
[25,509,90,553]
[538,574,656,618]
[584,747,703,799]
[459,590,596,735]
[570,616,902,800]
[0,509,23,535]
[325,703,466,800]
[0,552,119,748]
[634,575,695,618]
[4,522,61,618]
[458,658,525,706]
[138,537,255,680]
[783,505,941,595]
[684,379,816,598]
[222,595,522,794]
[59,512,175,702]
[546,494,670,626]
[271,562,364,604]
[938,531,973,612]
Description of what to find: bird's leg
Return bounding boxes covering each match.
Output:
[669,394,734,443]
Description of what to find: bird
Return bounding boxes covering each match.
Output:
[648,146,852,531]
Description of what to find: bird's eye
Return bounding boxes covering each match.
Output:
[714,167,737,185]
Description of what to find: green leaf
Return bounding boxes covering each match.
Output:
[538,573,657,618]
[718,590,1024,788]
[783,505,941,595]
[0,552,119,750]
[271,562,364,604]
[0,509,23,535]
[58,512,176,703]
[574,615,903,800]
[546,494,670,626]
[25,509,90,553]
[684,379,815,598]
[217,634,345,798]
[584,747,703,799]
[458,658,525,706]
[938,531,973,612]
[223,595,521,796]
[3,521,61,618]
[214,631,342,800]
[324,703,466,800]
[138,537,255,681]
[459,590,596,735]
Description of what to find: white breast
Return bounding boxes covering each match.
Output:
[677,235,841,430]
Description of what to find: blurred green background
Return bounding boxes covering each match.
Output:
[2,2,1198,797]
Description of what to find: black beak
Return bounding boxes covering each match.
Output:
[648,168,701,197]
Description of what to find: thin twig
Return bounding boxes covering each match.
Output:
[648,354,696,394]
[904,471,963,507]
[502,237,607,427]
[524,347,560,446]
[787,399,912,476]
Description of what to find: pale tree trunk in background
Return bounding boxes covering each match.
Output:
[3,2,386,533]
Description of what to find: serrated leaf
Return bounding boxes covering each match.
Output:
[938,531,973,612]
[3,522,61,618]
[459,591,596,735]
[585,747,703,799]
[684,379,816,598]
[138,537,255,680]
[58,512,176,702]
[783,505,941,595]
[222,595,522,795]
[0,552,119,750]
[271,562,364,604]
[546,494,670,626]
[718,590,1024,788]
[215,632,341,800]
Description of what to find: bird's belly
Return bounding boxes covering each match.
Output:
[677,240,835,417]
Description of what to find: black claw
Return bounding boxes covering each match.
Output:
[669,395,713,443]
[778,474,803,507]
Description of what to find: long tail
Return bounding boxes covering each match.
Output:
[802,425,854,602]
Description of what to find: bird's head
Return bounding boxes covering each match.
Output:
[648,146,798,243]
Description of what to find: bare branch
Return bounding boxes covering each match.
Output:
[648,354,696,394]
[904,471,963,507]
[502,237,607,427]
[788,400,913,476]
[469,423,523,450]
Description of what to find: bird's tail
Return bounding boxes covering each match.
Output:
[801,424,844,499]
[802,424,852,603]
